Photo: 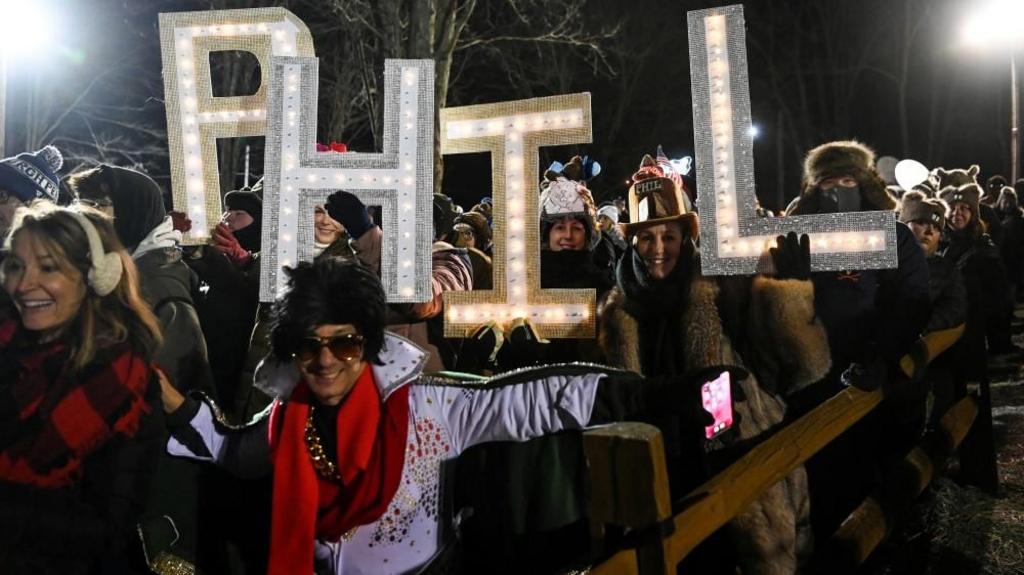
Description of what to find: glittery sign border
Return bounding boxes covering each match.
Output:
[688,5,897,275]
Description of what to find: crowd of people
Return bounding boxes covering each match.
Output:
[0,137,1019,574]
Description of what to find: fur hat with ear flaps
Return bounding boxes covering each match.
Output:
[787,140,896,215]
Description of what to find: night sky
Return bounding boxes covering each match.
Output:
[2,0,1018,212]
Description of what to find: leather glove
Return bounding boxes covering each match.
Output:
[769,231,811,280]
[210,223,252,266]
[326,191,374,239]
[841,359,887,391]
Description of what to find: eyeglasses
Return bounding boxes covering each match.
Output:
[75,197,114,210]
[292,333,365,362]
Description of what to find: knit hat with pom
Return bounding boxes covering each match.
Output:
[0,145,63,203]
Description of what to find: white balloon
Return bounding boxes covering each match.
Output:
[895,159,930,193]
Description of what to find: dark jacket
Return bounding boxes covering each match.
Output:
[459,247,614,573]
[802,222,931,401]
[136,247,214,395]
[979,203,1004,247]
[941,228,1011,374]
[998,208,1024,288]
[185,247,261,406]
[925,255,968,334]
[134,246,215,572]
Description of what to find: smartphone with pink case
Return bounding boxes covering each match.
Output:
[702,371,734,439]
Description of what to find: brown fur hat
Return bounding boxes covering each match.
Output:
[899,190,948,228]
[788,140,896,215]
[803,140,876,185]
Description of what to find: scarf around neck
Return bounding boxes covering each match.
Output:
[0,318,153,487]
[616,241,695,319]
[267,364,410,574]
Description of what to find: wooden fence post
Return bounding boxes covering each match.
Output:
[584,422,672,575]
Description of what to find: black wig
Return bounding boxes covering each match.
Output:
[270,257,387,364]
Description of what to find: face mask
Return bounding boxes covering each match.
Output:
[819,186,861,213]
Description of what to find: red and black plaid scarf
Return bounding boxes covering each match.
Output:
[0,318,153,488]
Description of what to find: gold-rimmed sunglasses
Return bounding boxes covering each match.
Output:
[292,333,365,362]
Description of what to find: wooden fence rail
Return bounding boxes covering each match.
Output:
[584,387,980,575]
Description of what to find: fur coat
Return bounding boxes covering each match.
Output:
[599,266,831,574]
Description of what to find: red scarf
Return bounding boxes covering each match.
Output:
[0,318,153,488]
[267,364,410,574]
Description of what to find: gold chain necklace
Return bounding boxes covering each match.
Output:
[303,406,360,543]
[304,407,342,483]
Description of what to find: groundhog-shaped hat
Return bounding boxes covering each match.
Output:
[899,190,948,228]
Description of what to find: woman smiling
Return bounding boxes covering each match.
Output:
[0,203,164,574]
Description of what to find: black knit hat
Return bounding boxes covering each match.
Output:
[433,193,458,241]
[223,179,263,252]
[224,188,263,221]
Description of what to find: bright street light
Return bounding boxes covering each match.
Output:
[960,0,1024,181]
[961,0,1024,50]
[0,0,58,157]
[748,124,760,139]
[0,0,54,54]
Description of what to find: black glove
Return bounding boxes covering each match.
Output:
[326,191,374,239]
[495,321,548,370]
[840,359,887,391]
[769,231,811,280]
[456,323,500,374]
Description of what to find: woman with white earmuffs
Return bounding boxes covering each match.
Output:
[0,202,164,574]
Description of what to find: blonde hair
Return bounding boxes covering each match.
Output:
[2,203,162,371]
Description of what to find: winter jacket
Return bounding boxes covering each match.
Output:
[185,247,261,406]
[811,223,930,376]
[135,245,214,396]
[941,228,1011,373]
[998,209,1024,288]
[979,203,1004,247]
[166,333,649,575]
[925,256,968,334]
[598,246,830,575]
[133,241,216,572]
